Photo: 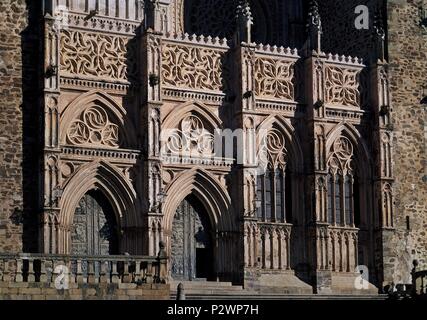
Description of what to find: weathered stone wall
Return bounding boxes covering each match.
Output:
[0,0,27,253]
[0,282,170,300]
[385,0,427,283]
[0,0,41,254]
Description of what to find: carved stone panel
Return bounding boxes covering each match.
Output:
[161,44,226,92]
[60,30,137,82]
[254,57,295,101]
[324,66,360,107]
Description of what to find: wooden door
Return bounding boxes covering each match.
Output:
[171,195,213,280]
[71,190,118,256]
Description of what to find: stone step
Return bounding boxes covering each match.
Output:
[170,293,389,301]
[170,280,234,287]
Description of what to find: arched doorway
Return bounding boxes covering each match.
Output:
[71,190,119,255]
[171,195,214,281]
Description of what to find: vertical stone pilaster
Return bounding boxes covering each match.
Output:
[140,1,167,253]
[41,12,62,254]
[371,59,395,289]
[232,35,258,285]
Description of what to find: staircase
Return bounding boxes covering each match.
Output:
[169,281,388,300]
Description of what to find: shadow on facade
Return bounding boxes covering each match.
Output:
[20,0,43,253]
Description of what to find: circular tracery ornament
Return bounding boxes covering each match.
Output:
[67,106,120,148]
[333,137,353,161]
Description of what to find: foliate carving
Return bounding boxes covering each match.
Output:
[254,57,295,101]
[328,137,354,175]
[325,66,360,107]
[67,107,120,148]
[162,44,226,92]
[60,30,137,82]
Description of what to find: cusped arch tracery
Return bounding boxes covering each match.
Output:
[67,106,120,148]
[325,123,371,178]
[256,115,303,172]
[327,136,354,176]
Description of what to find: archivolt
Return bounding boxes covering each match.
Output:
[162,100,222,131]
[60,160,140,229]
[162,168,234,234]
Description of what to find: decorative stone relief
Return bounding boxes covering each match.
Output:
[60,30,137,82]
[254,57,295,101]
[161,44,225,92]
[327,137,354,175]
[325,66,360,107]
[258,128,288,170]
[66,106,121,148]
[163,115,215,158]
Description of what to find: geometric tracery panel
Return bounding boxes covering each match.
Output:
[66,106,121,148]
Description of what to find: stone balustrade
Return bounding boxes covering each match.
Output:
[0,253,168,285]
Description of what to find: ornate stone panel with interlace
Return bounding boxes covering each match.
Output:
[324,66,360,107]
[161,44,225,92]
[254,57,295,101]
[163,115,215,159]
[66,107,120,148]
[60,30,137,82]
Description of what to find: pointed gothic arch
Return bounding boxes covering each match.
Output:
[326,122,372,179]
[163,168,233,233]
[162,168,237,281]
[57,160,140,254]
[162,100,222,131]
[60,90,137,148]
[256,115,303,173]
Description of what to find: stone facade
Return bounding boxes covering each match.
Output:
[385,0,427,284]
[0,0,426,298]
[0,0,26,253]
